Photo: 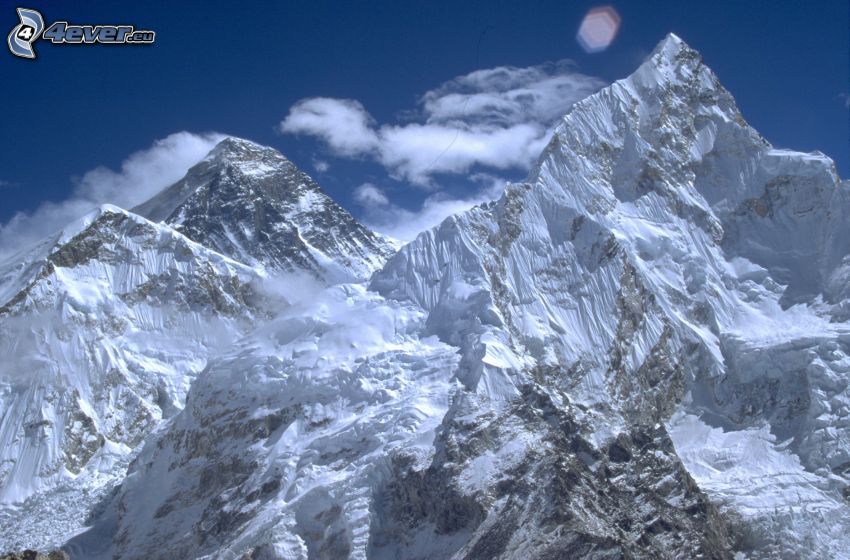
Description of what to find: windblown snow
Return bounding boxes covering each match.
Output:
[2,33,849,560]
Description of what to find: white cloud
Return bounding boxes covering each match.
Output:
[279,61,604,185]
[0,131,224,261]
[422,60,604,127]
[353,183,389,206]
[313,158,330,173]
[377,122,547,182]
[281,97,378,156]
[359,174,506,243]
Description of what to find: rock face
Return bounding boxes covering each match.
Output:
[5,33,850,559]
[133,137,397,282]
[0,551,67,560]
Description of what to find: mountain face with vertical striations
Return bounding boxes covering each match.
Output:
[133,137,398,282]
[3,33,850,560]
[0,205,261,549]
[369,34,850,558]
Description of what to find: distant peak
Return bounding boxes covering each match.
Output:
[205,136,290,165]
[62,204,127,235]
[212,136,262,151]
[95,203,127,216]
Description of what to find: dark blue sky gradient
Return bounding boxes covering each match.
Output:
[0,0,847,223]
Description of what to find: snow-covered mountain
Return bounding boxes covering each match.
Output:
[133,137,397,282]
[0,140,398,552]
[3,33,849,559]
[371,34,850,557]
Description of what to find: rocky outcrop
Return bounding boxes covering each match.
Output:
[0,551,68,560]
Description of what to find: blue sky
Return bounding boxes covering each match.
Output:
[0,0,847,249]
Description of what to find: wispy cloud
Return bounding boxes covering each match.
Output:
[353,174,506,243]
[312,158,330,173]
[353,182,390,206]
[280,61,604,186]
[283,98,379,156]
[0,180,17,190]
[0,131,224,260]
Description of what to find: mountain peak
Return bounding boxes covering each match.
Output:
[203,137,294,176]
[635,32,706,86]
[212,135,260,150]
[371,33,850,560]
[206,136,286,161]
[651,32,688,60]
[133,138,396,280]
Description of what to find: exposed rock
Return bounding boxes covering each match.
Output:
[134,137,397,282]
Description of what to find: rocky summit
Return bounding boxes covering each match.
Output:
[133,137,397,282]
[1,34,849,559]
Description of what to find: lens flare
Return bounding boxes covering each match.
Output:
[577,6,621,53]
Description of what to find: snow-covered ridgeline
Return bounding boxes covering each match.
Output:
[373,34,850,556]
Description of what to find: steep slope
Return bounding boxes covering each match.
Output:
[0,206,260,551]
[66,33,850,559]
[371,33,850,557]
[133,137,397,282]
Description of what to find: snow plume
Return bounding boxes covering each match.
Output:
[279,61,604,185]
[245,276,429,365]
[248,270,327,315]
[0,132,224,261]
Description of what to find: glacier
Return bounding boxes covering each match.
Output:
[2,33,850,559]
